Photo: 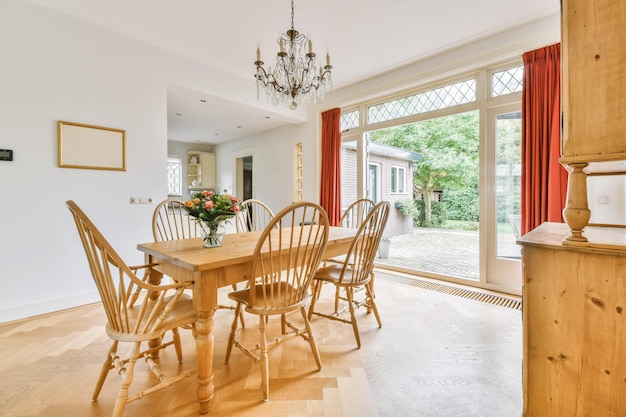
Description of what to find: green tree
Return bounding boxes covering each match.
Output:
[370,111,479,226]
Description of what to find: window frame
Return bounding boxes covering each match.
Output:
[391,165,406,194]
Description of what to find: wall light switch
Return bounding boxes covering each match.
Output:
[0,149,13,161]
[597,196,609,205]
[130,197,153,204]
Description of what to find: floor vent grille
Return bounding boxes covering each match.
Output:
[379,272,522,311]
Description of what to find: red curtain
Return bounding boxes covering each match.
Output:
[521,43,568,235]
[320,108,342,226]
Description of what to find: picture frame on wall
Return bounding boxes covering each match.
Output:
[57,120,126,171]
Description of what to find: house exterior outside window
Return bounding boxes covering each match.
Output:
[341,140,420,235]
[391,166,406,194]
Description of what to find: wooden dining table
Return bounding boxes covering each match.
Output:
[136,226,358,414]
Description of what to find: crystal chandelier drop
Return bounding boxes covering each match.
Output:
[254,0,333,110]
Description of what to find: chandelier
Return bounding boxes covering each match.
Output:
[254,0,333,110]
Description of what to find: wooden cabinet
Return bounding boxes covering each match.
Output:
[520,2,626,415]
[187,151,216,191]
[519,222,626,416]
[560,0,626,242]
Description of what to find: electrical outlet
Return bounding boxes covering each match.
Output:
[130,197,140,204]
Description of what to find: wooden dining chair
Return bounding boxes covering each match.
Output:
[340,198,375,229]
[152,198,201,242]
[233,199,276,323]
[224,201,329,401]
[152,197,242,325]
[308,201,390,348]
[67,200,197,417]
[235,198,275,233]
[325,198,375,312]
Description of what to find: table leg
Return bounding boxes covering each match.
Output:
[195,310,215,414]
[147,256,164,358]
[194,271,218,414]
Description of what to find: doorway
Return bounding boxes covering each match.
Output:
[233,150,255,201]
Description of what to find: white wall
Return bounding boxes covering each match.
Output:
[0,1,161,321]
[588,175,626,225]
[0,0,290,322]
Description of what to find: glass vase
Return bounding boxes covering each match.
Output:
[199,221,226,248]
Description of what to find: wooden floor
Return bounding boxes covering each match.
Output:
[0,272,522,417]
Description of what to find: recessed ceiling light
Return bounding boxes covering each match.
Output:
[200,99,207,103]
[237,126,242,129]
[176,113,182,116]
[265,116,270,119]
[214,133,219,136]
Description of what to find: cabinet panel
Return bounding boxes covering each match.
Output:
[519,223,626,416]
[199,152,216,188]
[561,0,626,158]
[187,151,216,191]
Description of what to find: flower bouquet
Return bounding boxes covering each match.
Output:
[184,190,241,247]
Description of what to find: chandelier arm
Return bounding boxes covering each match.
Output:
[256,68,287,94]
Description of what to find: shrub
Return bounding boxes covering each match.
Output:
[415,199,448,227]
[395,198,419,226]
[441,187,479,222]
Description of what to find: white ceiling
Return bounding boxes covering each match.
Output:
[27,0,560,144]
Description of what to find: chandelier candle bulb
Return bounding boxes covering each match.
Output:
[256,48,261,62]
[326,53,331,67]
[308,40,313,54]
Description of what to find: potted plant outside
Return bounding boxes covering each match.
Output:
[378,236,391,259]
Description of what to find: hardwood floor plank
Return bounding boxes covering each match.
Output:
[0,272,521,417]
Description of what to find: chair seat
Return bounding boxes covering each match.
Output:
[314,264,372,287]
[106,294,196,342]
[228,282,308,315]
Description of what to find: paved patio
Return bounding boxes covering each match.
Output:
[375,227,521,280]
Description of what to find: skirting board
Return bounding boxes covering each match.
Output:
[0,291,101,324]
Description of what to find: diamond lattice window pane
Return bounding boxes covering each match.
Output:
[492,65,524,97]
[341,110,360,131]
[167,159,182,196]
[368,79,477,124]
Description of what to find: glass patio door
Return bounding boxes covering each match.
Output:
[485,104,522,288]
